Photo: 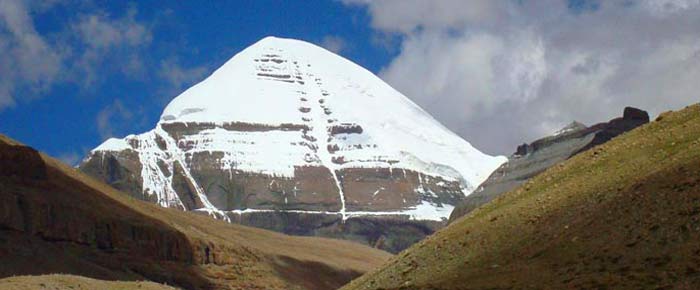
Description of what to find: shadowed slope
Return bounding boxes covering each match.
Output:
[449,107,649,223]
[0,134,391,290]
[343,104,700,289]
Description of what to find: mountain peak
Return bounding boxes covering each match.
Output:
[553,121,587,136]
[159,36,382,124]
[81,36,505,252]
[155,35,504,193]
[253,35,319,48]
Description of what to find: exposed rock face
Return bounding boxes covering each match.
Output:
[0,135,392,290]
[78,150,149,202]
[79,37,504,253]
[341,103,700,290]
[573,107,650,155]
[0,142,202,288]
[449,107,650,223]
[228,212,441,254]
[0,142,47,180]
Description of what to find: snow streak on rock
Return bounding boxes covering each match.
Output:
[87,36,506,221]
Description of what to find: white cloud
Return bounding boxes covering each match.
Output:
[320,35,347,54]
[342,0,508,33]
[71,8,153,88]
[0,2,157,109]
[158,58,208,100]
[96,99,133,139]
[73,9,151,49]
[641,0,700,16]
[57,151,81,166]
[345,0,700,155]
[0,0,62,110]
[0,2,217,146]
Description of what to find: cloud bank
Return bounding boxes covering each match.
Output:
[344,0,700,155]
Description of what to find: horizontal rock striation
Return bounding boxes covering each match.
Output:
[80,121,461,253]
[0,142,208,288]
[226,211,441,254]
[1,134,392,289]
[80,37,504,252]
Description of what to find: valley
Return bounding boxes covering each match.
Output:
[0,134,391,290]
[0,13,697,288]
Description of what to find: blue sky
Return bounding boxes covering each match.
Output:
[0,1,399,164]
[1,0,699,161]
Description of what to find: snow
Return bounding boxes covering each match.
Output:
[182,127,311,177]
[89,36,506,222]
[372,187,384,196]
[552,121,586,137]
[226,200,454,222]
[153,126,229,222]
[93,137,131,152]
[346,201,455,221]
[89,128,230,222]
[159,36,505,193]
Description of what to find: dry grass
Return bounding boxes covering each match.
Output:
[0,134,391,290]
[343,104,700,289]
[0,274,177,290]
[49,155,391,275]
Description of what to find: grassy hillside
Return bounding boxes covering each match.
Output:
[0,274,176,290]
[0,134,391,290]
[343,103,700,289]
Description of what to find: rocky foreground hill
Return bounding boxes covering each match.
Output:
[449,107,650,223]
[343,103,700,289]
[0,134,390,290]
[79,36,504,253]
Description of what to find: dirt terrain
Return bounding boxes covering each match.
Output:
[0,274,177,290]
[343,104,700,289]
[0,134,391,290]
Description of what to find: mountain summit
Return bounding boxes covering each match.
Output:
[80,36,505,252]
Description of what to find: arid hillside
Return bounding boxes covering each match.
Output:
[0,275,176,290]
[0,134,391,290]
[343,103,700,289]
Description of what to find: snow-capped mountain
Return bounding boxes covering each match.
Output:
[80,36,505,252]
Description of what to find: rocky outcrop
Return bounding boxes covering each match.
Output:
[449,107,650,223]
[573,107,650,155]
[0,141,205,288]
[341,103,700,290]
[0,142,47,180]
[80,129,459,253]
[79,121,468,214]
[79,37,504,253]
[1,135,393,290]
[77,149,148,202]
[227,211,441,254]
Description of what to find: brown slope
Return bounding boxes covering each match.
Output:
[342,103,700,290]
[449,107,650,223]
[0,274,176,290]
[0,134,391,290]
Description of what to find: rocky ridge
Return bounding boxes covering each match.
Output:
[0,134,391,290]
[449,107,650,222]
[343,103,700,290]
[79,36,505,253]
